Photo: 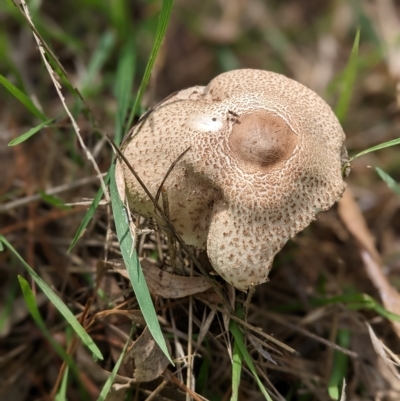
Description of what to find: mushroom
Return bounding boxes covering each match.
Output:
[115,69,348,291]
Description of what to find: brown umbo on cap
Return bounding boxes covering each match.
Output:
[115,69,348,290]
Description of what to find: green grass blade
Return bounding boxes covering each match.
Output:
[114,35,136,145]
[334,29,360,124]
[0,236,103,360]
[81,31,116,95]
[97,325,134,401]
[38,190,71,210]
[55,365,69,401]
[230,321,273,401]
[108,0,130,39]
[0,74,47,121]
[328,329,350,400]
[196,339,211,394]
[18,276,85,395]
[0,278,17,335]
[376,167,400,196]
[351,138,400,160]
[125,0,173,130]
[313,292,400,321]
[109,165,172,363]
[230,341,242,401]
[55,326,74,401]
[8,118,54,146]
[68,172,110,252]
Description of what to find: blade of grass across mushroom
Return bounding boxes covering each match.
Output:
[376,167,400,196]
[334,29,360,124]
[96,325,135,401]
[230,321,274,401]
[106,27,173,364]
[109,164,173,364]
[17,276,89,398]
[0,236,103,361]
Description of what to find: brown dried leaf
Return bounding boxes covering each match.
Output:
[115,258,212,298]
[125,327,170,382]
[338,188,400,338]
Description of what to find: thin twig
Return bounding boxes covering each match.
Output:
[155,146,191,206]
[144,379,169,401]
[2,206,86,235]
[186,261,194,401]
[202,301,297,354]
[161,189,176,270]
[0,174,106,212]
[256,309,359,358]
[165,370,207,401]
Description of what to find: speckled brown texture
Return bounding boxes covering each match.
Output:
[115,69,348,290]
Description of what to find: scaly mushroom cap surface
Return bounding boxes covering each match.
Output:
[115,69,347,290]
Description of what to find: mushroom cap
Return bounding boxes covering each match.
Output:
[115,69,347,290]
